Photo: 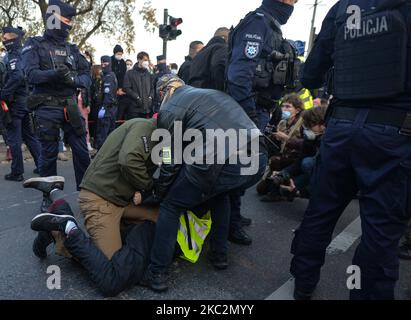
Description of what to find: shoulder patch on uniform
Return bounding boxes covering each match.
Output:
[142,136,150,153]
[244,33,263,41]
[244,41,260,59]
[22,45,33,54]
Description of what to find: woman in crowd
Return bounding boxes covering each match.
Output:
[257,94,305,200]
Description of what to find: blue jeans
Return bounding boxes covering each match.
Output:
[290,109,411,300]
[149,152,268,274]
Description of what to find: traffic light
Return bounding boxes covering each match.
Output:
[159,15,183,41]
[168,17,183,40]
[159,24,172,40]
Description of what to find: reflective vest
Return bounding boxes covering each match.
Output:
[298,88,313,110]
[177,210,212,263]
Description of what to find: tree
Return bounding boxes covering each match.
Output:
[0,0,158,53]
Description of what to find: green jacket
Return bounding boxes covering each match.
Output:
[80,118,157,207]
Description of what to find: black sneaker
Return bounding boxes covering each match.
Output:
[32,231,55,259]
[228,227,252,246]
[23,176,65,194]
[293,287,314,300]
[139,269,169,293]
[208,251,228,270]
[240,215,252,227]
[31,213,77,233]
[399,243,411,260]
[5,173,24,182]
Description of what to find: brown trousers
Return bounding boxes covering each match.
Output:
[77,189,159,259]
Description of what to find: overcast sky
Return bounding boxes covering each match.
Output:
[91,0,338,66]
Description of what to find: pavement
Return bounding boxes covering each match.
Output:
[0,148,410,300]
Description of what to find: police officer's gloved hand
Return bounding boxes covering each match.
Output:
[56,65,76,87]
[56,64,70,79]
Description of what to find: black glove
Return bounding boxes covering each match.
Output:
[56,65,76,87]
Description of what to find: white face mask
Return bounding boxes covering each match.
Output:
[141,61,150,70]
[115,54,123,61]
[171,69,178,75]
[127,65,133,71]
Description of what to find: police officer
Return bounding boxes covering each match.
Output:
[22,0,91,210]
[95,56,118,150]
[1,26,41,182]
[290,0,411,300]
[152,55,171,113]
[226,0,298,131]
[226,0,298,246]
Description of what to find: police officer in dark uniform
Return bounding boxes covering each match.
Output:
[290,0,411,300]
[152,55,171,113]
[226,0,298,131]
[226,0,298,245]
[95,56,118,150]
[22,0,91,210]
[1,26,41,182]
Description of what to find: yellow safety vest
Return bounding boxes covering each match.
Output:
[298,88,314,110]
[177,210,212,263]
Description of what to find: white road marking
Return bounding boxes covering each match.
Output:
[265,217,362,300]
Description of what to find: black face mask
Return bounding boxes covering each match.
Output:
[2,38,20,52]
[102,64,112,74]
[262,0,294,25]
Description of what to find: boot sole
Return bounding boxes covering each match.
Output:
[24,176,65,189]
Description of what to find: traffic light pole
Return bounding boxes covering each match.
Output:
[163,8,168,59]
[308,0,319,55]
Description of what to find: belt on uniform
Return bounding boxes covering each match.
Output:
[42,96,72,107]
[332,107,411,136]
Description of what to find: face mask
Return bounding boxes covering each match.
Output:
[282,111,292,121]
[263,0,295,25]
[2,39,18,51]
[142,61,150,70]
[127,65,133,71]
[276,3,294,25]
[171,69,178,75]
[115,54,123,61]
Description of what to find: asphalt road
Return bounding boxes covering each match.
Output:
[0,158,410,300]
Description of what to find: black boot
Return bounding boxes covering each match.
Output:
[228,227,252,246]
[139,269,169,293]
[208,251,228,270]
[240,215,252,227]
[32,231,55,259]
[5,173,24,182]
[293,287,314,300]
